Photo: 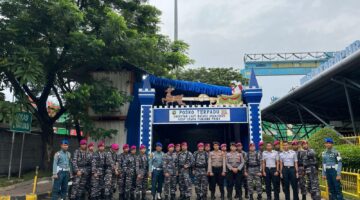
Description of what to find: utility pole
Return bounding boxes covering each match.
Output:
[174,0,178,41]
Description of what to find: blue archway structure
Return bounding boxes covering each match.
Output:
[129,69,263,152]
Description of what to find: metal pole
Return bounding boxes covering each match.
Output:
[344,82,357,135]
[8,131,15,180]
[174,0,178,41]
[18,133,26,178]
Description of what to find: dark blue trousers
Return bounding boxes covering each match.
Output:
[151,169,164,196]
[52,171,70,200]
[325,168,343,200]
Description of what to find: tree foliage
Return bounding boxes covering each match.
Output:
[0,0,192,168]
[174,67,248,86]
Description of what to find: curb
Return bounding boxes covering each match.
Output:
[0,191,51,200]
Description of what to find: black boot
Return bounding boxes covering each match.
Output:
[221,193,225,200]
[228,189,233,200]
[245,190,249,199]
[302,194,306,200]
[197,194,201,200]
[142,193,146,200]
[170,194,176,200]
[136,193,141,200]
[211,192,215,200]
[249,194,254,200]
[257,194,262,200]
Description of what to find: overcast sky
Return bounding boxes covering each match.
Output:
[148,0,360,107]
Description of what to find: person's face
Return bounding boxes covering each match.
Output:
[80,144,87,150]
[213,144,219,150]
[283,143,289,151]
[292,144,298,151]
[176,146,181,152]
[156,146,162,152]
[168,147,174,152]
[99,146,105,151]
[61,144,69,151]
[198,146,204,151]
[237,145,243,151]
[230,146,236,151]
[325,142,332,149]
[88,146,94,152]
[275,144,280,149]
[249,145,255,152]
[205,146,211,151]
[259,145,263,151]
[131,149,136,154]
[302,143,308,149]
[221,146,227,151]
[266,143,272,151]
[113,148,119,153]
[123,148,129,153]
[182,145,187,151]
[140,148,146,154]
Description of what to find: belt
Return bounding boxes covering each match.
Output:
[154,167,163,170]
[59,168,70,171]
[266,167,276,169]
[212,166,223,168]
[248,165,260,167]
[283,166,294,169]
[325,165,337,169]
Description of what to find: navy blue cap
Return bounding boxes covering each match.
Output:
[61,139,69,145]
[155,142,162,147]
[324,138,334,144]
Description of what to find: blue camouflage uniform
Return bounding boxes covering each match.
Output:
[52,140,71,200]
[322,138,343,200]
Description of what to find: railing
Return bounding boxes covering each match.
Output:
[319,168,360,199]
[341,136,360,145]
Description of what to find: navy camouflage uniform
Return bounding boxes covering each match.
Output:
[177,150,194,200]
[125,152,138,199]
[104,151,116,199]
[302,145,321,200]
[246,150,262,200]
[117,151,129,199]
[193,150,209,200]
[163,149,178,200]
[91,150,107,200]
[136,152,149,200]
[70,148,90,200]
[322,142,343,200]
[297,149,307,199]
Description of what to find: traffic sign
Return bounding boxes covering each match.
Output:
[10,112,32,133]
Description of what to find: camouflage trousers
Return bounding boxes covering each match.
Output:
[194,168,208,198]
[136,171,148,196]
[164,174,177,198]
[298,166,307,196]
[125,170,136,193]
[69,169,89,199]
[118,172,126,196]
[104,169,115,197]
[91,171,105,199]
[179,168,192,198]
[247,167,262,196]
[305,166,321,200]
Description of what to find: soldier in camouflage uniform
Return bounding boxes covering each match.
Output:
[227,142,244,200]
[125,145,138,199]
[236,142,249,199]
[163,143,178,200]
[175,144,181,197]
[86,142,95,198]
[302,141,321,200]
[293,141,307,200]
[178,142,194,200]
[91,141,107,200]
[70,139,89,200]
[104,144,119,199]
[136,144,149,200]
[245,143,262,200]
[117,144,130,200]
[193,143,209,200]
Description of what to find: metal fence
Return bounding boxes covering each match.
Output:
[319,168,360,199]
[341,136,360,145]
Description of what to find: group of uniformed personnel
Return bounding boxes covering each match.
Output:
[52,137,343,200]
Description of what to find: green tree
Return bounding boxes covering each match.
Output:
[308,128,344,161]
[0,0,192,169]
[174,67,248,86]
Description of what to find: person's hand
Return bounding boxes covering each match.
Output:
[176,172,179,176]
[137,174,142,180]
[280,173,283,178]
[244,172,248,177]
[184,164,188,169]
[262,172,266,177]
[208,172,214,176]
[77,171,82,176]
[115,170,119,176]
[165,173,170,177]
[322,176,326,180]
[232,168,238,173]
[93,173,98,177]
[274,171,279,176]
[148,172,152,178]
[256,172,262,177]
[296,173,299,179]
[149,153,153,159]
[336,175,341,180]
[52,174,58,179]
[221,172,226,176]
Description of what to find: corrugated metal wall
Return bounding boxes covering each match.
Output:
[89,70,133,146]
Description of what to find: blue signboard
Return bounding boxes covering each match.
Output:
[153,106,248,124]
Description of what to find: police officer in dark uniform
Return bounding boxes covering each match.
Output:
[208,141,226,200]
